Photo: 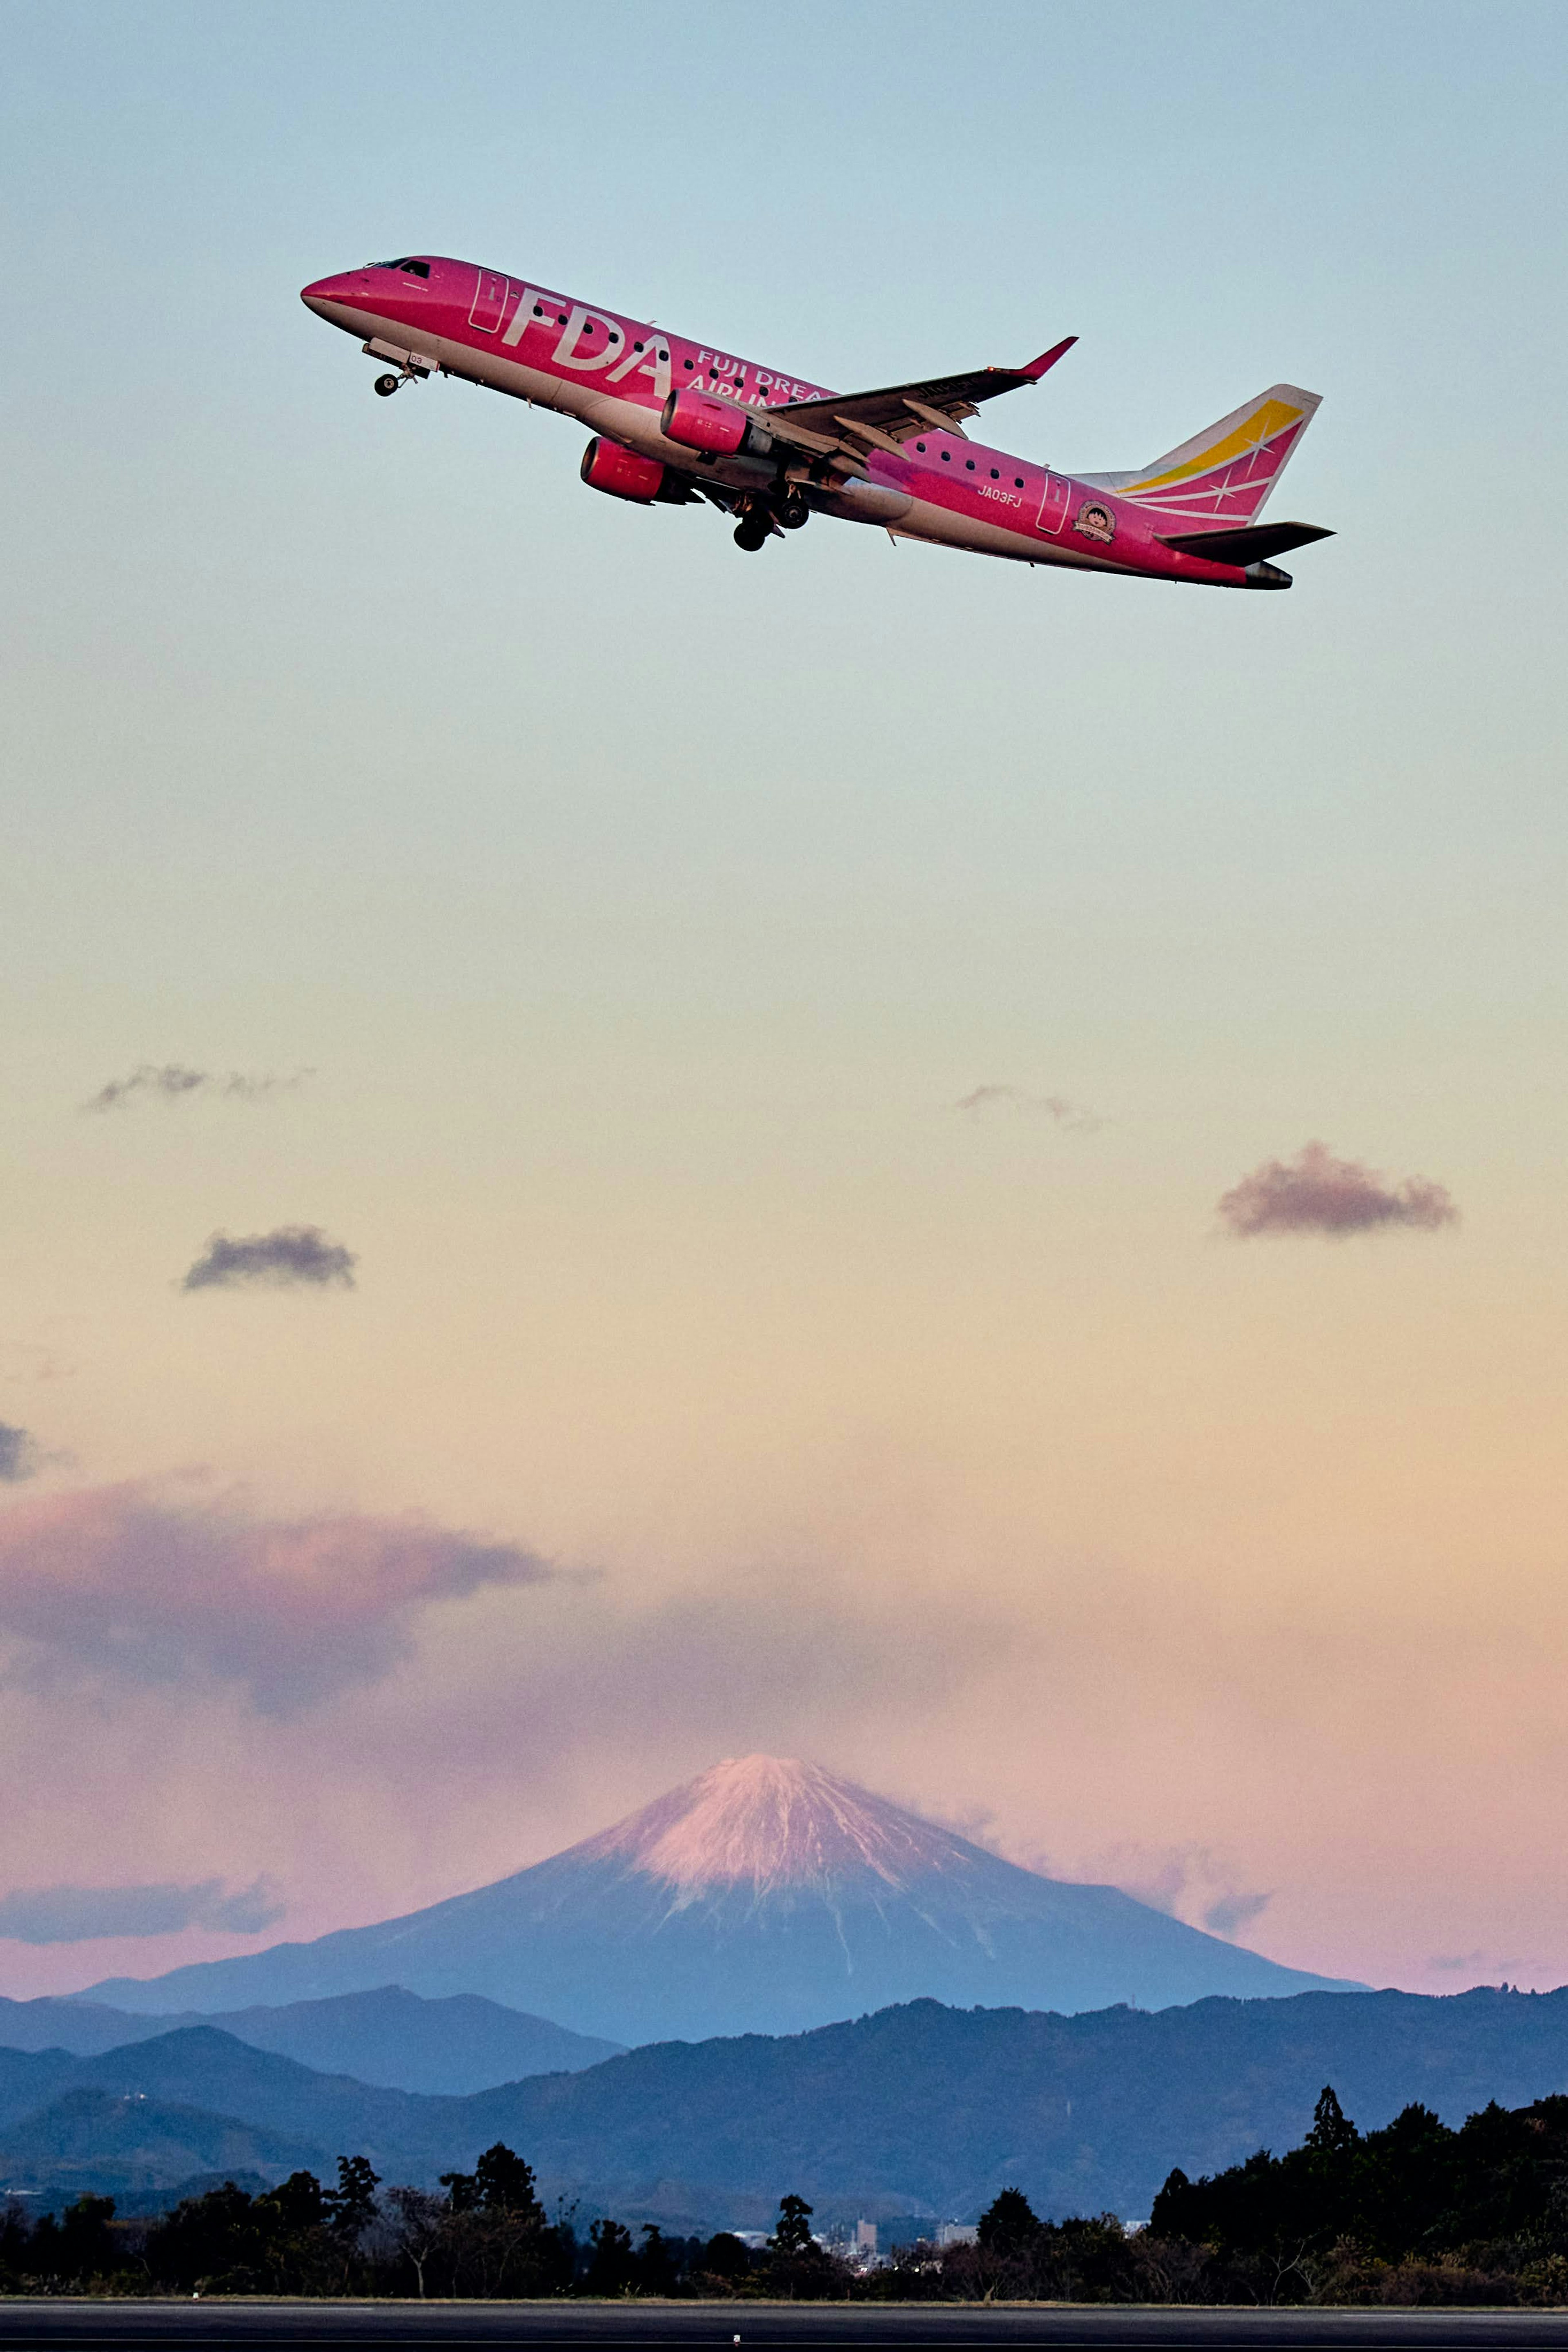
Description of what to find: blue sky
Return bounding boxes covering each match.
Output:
[2,0,1567,1998]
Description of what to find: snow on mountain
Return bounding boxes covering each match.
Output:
[577,1754,978,1897]
[82,1756,1358,2042]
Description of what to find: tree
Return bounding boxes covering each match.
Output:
[701,2230,753,2283]
[24,2196,126,2285]
[1305,2085,1359,2160]
[637,2222,679,2294]
[384,2186,445,2298]
[770,2194,815,2256]
[325,2153,381,2240]
[473,2142,543,2218]
[145,2181,271,2292]
[978,2186,1041,2256]
[260,2171,327,2233]
[0,2199,31,2285]
[439,2165,480,2214]
[585,2215,639,2294]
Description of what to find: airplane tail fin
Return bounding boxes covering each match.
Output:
[1082,384,1321,526]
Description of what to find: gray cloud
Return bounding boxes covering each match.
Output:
[182,1226,357,1292]
[0,1875,284,1944]
[1218,1141,1458,1239]
[0,1484,554,1714]
[954,1086,1107,1131]
[0,1425,39,1485]
[1203,1888,1273,1939]
[84,1066,311,1112]
[1080,1840,1273,1945]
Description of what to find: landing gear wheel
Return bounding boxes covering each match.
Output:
[373,373,401,398]
[733,515,771,552]
[777,491,810,531]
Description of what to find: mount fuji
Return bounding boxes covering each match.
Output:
[83,1757,1356,2043]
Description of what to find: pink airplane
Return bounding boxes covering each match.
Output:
[301,255,1330,588]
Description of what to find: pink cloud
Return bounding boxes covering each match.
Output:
[0,1484,551,1715]
[1218,1141,1458,1239]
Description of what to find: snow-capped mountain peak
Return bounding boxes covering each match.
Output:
[571,1755,971,1895]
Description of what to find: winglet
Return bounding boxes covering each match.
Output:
[1020,335,1077,382]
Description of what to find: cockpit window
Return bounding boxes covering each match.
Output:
[367,258,430,276]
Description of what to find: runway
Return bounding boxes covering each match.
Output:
[6,2306,1568,2348]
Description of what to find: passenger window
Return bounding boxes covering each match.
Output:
[965,459,976,470]
[940,450,951,461]
[990,468,999,479]
[915,441,926,452]
[1014,477,1024,487]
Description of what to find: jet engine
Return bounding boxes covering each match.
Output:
[580,437,666,502]
[660,388,773,460]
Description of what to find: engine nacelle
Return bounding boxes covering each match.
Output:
[580,436,666,503]
[660,387,771,459]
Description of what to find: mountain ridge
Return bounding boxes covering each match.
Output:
[0,1984,619,2093]
[79,1756,1356,2039]
[7,1986,1568,2227]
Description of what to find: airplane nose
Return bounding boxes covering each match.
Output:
[301,271,354,314]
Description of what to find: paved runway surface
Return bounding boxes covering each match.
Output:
[7,2308,1568,2348]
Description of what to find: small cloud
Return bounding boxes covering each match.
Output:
[1429,1950,1514,1977]
[84,1065,310,1112]
[182,1226,356,1292]
[1218,1141,1458,1240]
[0,1875,285,1944]
[0,1426,39,1485]
[954,1085,1107,1132]
[1084,1840,1272,1944]
[0,1481,554,1713]
[956,1084,1023,1114]
[1203,1888,1273,1939]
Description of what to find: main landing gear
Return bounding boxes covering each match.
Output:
[373,373,401,398]
[731,489,811,551]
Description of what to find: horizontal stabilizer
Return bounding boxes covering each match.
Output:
[1158,521,1334,565]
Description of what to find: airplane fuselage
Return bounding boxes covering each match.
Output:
[301,256,1300,589]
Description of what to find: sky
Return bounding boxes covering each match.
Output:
[2,0,1567,2002]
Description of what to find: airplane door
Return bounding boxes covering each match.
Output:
[468,269,508,332]
[1037,473,1071,534]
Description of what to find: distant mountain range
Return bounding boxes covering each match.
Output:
[80,1757,1355,2040]
[9,1985,1568,2227]
[0,1985,619,2094]
[0,2087,320,2207]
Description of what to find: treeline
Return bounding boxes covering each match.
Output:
[1146,2084,1568,2305]
[0,2154,844,2300]
[872,2089,1568,2305]
[12,2087,1568,2302]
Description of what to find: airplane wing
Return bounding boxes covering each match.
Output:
[765,337,1077,459]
